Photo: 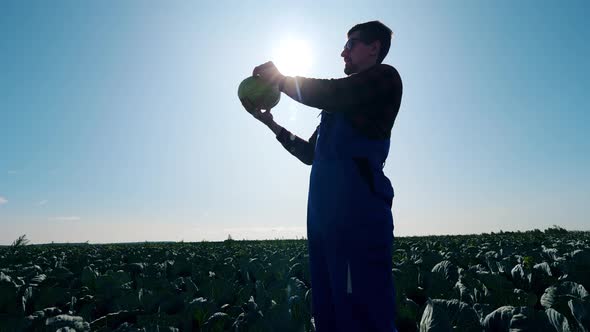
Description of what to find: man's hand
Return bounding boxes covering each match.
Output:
[240,97,274,124]
[253,61,285,86]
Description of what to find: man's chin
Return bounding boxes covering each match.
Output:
[344,65,355,75]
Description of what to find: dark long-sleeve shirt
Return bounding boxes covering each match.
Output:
[276,64,403,165]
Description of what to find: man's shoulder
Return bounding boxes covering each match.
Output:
[361,64,401,93]
[376,63,395,71]
[374,64,401,81]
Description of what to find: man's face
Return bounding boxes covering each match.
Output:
[341,30,378,75]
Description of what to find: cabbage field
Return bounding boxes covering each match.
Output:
[1,228,590,331]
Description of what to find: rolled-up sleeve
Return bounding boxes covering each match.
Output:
[275,127,318,165]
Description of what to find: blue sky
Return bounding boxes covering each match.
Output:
[1,1,589,244]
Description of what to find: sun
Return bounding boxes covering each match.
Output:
[271,39,313,77]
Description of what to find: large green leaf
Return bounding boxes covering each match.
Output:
[540,281,588,309]
[568,297,590,331]
[545,308,573,332]
[419,299,452,332]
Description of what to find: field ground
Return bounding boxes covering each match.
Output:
[1,228,589,331]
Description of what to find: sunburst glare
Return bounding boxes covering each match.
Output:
[271,38,313,77]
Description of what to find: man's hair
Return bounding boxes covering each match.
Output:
[347,21,393,64]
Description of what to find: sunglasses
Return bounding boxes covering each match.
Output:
[344,38,363,51]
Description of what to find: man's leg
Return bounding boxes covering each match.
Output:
[325,227,397,332]
[349,236,397,331]
[308,229,338,331]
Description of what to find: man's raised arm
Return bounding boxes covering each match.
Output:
[252,61,401,111]
[280,64,401,110]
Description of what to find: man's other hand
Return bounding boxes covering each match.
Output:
[240,98,274,124]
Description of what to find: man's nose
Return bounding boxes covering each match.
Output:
[341,48,347,58]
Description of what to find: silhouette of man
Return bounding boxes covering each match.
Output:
[241,21,402,332]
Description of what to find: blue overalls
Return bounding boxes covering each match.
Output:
[307,110,397,331]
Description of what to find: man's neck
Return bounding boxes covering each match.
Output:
[352,62,378,75]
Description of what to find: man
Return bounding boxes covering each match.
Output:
[241,21,402,332]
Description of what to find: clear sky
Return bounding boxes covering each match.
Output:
[1,1,589,244]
